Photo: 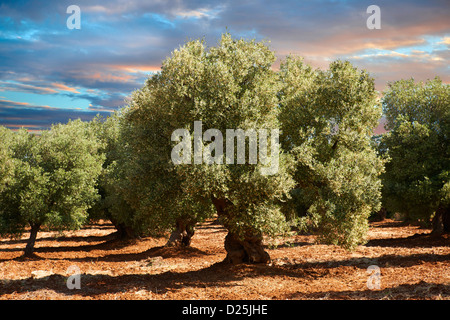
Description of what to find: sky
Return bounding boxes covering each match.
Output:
[0,0,449,133]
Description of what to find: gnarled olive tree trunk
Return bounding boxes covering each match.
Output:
[432,205,450,235]
[166,218,196,247]
[211,197,270,264]
[24,223,41,257]
[109,216,139,239]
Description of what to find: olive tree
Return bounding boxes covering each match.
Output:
[0,120,104,256]
[0,126,15,193]
[381,77,450,234]
[123,34,294,262]
[278,56,384,249]
[88,112,140,239]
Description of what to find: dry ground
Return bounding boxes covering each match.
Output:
[0,219,449,300]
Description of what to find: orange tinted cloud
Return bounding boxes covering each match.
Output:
[276,32,428,59]
[6,124,42,128]
[78,71,134,83]
[438,37,450,45]
[109,64,161,73]
[272,7,449,61]
[51,82,80,94]
[4,124,45,133]
[0,99,30,107]
[0,81,58,94]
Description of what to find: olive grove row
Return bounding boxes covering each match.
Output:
[0,34,448,261]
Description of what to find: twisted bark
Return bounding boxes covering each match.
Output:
[432,205,450,235]
[211,196,270,264]
[24,223,40,257]
[166,218,196,247]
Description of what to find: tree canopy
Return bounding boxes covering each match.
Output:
[120,34,384,262]
[278,56,384,249]
[2,33,445,263]
[0,120,104,256]
[380,77,450,233]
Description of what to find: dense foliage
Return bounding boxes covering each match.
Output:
[0,120,104,256]
[278,56,384,249]
[380,78,450,233]
[120,34,384,261]
[88,112,140,238]
[121,34,294,262]
[0,34,446,261]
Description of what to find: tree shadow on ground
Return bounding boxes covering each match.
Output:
[1,219,448,298]
[0,262,243,296]
[2,244,214,263]
[0,260,327,297]
[369,220,413,229]
[2,259,448,299]
[80,222,117,230]
[0,236,142,262]
[284,252,450,270]
[34,236,142,254]
[264,241,311,249]
[0,222,116,246]
[0,233,117,251]
[283,281,450,300]
[366,233,450,248]
[75,245,214,262]
[195,220,225,230]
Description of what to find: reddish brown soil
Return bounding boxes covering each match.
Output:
[0,219,449,300]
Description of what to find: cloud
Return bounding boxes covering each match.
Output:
[0,0,448,130]
[437,37,450,45]
[0,79,84,96]
[0,81,58,95]
[51,82,80,93]
[0,98,110,130]
[0,99,31,107]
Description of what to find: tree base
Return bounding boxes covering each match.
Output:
[224,232,270,264]
[114,224,140,239]
[166,219,195,247]
[23,223,40,258]
[370,207,387,222]
[211,196,271,264]
[431,206,450,235]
